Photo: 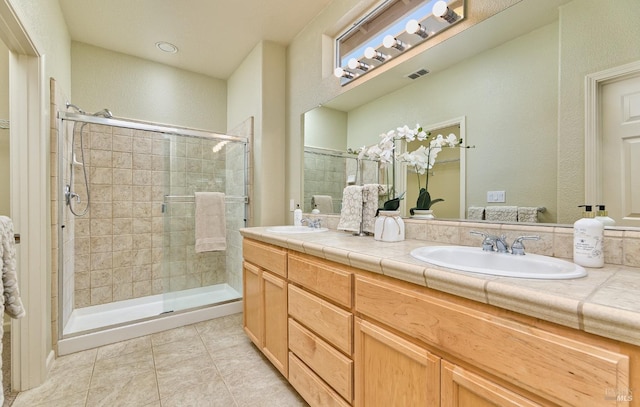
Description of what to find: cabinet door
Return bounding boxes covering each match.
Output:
[441,361,542,407]
[262,270,288,377]
[355,318,440,407]
[243,261,263,347]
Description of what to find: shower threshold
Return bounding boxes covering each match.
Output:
[63,283,241,336]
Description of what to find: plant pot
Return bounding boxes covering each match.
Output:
[374,210,405,242]
[411,209,435,219]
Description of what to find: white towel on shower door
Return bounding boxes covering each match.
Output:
[194,192,227,252]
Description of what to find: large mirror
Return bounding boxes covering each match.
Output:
[303,0,640,226]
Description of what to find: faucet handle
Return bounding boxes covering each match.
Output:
[470,231,498,251]
[511,235,540,255]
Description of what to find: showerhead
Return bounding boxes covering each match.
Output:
[93,108,113,118]
[66,102,85,114]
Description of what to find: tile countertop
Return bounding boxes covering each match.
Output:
[240,227,640,347]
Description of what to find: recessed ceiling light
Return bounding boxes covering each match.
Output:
[155,41,178,54]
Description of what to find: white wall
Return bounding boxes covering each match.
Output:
[288,0,640,224]
[228,41,286,226]
[71,42,227,131]
[304,107,347,150]
[347,23,558,221]
[556,0,640,223]
[0,40,9,216]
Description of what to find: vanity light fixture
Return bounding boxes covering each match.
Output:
[348,58,371,72]
[155,41,178,54]
[405,19,429,39]
[433,0,460,24]
[364,47,389,62]
[383,35,407,51]
[334,67,355,79]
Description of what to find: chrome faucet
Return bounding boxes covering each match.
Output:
[301,218,322,228]
[471,231,539,255]
[510,235,540,255]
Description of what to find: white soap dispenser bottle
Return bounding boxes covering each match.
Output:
[573,205,604,268]
[293,204,303,226]
[595,204,615,226]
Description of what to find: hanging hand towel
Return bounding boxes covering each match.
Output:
[194,192,227,252]
[484,206,518,222]
[362,184,381,233]
[517,207,539,223]
[337,186,363,232]
[467,207,485,220]
[311,195,334,214]
[0,216,25,407]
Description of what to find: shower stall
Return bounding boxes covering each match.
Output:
[56,110,249,354]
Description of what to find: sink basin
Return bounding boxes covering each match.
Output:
[266,225,329,234]
[410,246,587,279]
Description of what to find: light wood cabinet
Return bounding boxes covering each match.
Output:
[441,360,542,407]
[242,240,288,377]
[354,318,441,407]
[355,273,632,407]
[242,238,638,407]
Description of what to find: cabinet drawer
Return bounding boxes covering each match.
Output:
[243,239,287,277]
[355,275,629,407]
[289,353,351,407]
[289,318,353,402]
[289,252,352,307]
[289,284,353,355]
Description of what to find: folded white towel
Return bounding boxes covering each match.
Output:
[485,206,518,222]
[312,195,334,214]
[194,192,227,252]
[467,206,485,220]
[517,207,539,223]
[362,184,380,233]
[337,186,363,232]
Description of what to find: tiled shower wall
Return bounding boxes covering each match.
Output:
[69,124,246,308]
[303,148,379,213]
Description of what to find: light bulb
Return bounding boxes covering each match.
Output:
[405,19,429,39]
[348,58,370,71]
[364,47,388,62]
[334,67,354,79]
[433,1,459,24]
[383,35,406,51]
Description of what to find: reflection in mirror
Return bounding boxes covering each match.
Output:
[399,123,462,219]
[303,147,379,213]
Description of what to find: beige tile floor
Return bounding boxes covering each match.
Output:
[12,313,308,407]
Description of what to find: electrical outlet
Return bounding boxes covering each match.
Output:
[289,199,295,211]
[487,191,506,203]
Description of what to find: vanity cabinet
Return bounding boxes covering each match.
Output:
[242,237,637,407]
[242,239,288,377]
[287,252,354,406]
[354,318,441,407]
[355,273,631,407]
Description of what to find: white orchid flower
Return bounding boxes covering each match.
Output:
[396,125,414,141]
[445,133,458,146]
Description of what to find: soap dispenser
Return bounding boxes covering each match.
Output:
[293,204,303,226]
[595,204,615,226]
[573,205,604,268]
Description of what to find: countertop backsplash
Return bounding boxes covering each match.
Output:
[307,213,640,269]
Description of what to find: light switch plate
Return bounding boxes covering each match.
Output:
[487,191,506,203]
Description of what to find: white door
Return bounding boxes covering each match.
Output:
[601,74,640,227]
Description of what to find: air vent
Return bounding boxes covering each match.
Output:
[406,68,430,80]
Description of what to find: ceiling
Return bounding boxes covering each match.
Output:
[58,0,334,79]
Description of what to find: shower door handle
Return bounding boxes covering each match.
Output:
[14,234,20,244]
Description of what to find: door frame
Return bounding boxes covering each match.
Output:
[1,0,53,391]
[585,60,640,204]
